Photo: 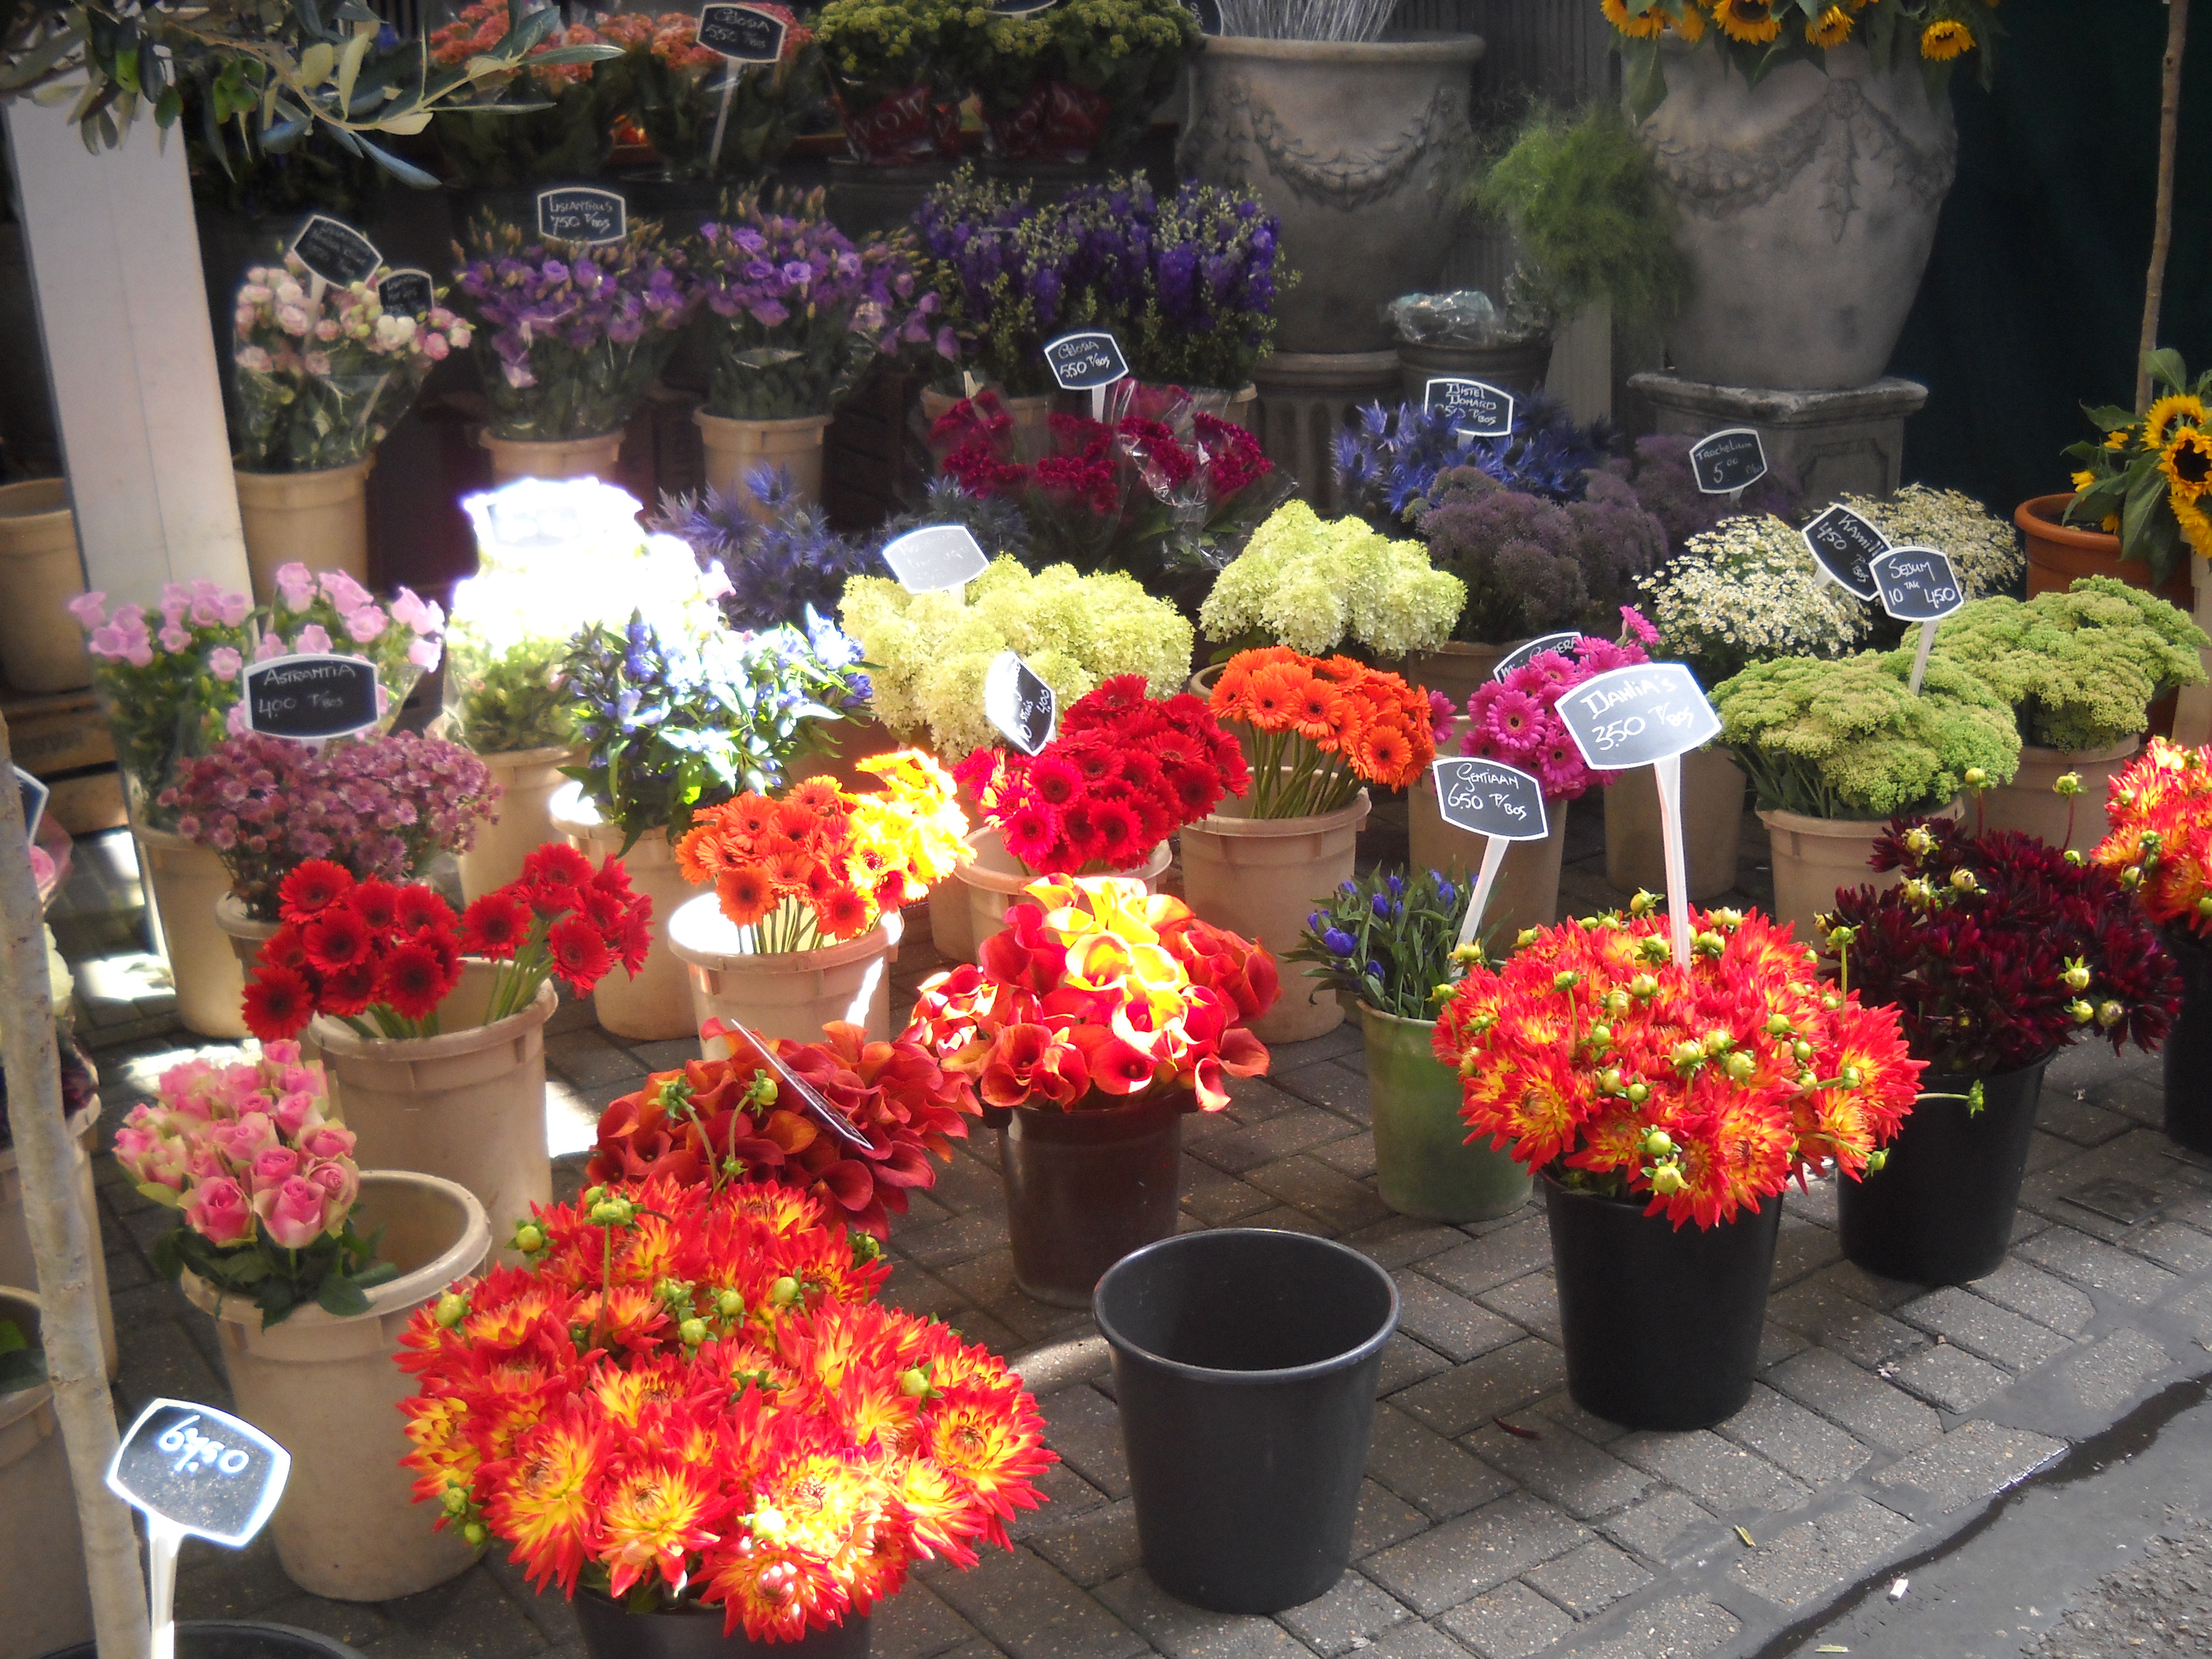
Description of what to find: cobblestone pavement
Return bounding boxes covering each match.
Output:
[70,806,2212,1659]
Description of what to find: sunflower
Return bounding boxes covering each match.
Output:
[2147,393,2208,449]
[2161,425,2212,508]
[2177,496,2212,560]
[1671,0,1708,41]
[1601,0,1667,37]
[1919,17,1973,59]
[1714,0,1780,42]
[1805,4,1852,45]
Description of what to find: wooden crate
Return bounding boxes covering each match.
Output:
[1,685,113,777]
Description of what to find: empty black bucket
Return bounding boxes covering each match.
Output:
[1093,1228,1399,1614]
[1838,1061,2048,1285]
[1546,1175,1782,1430]
[2165,931,2212,1155]
[43,1623,366,1659]
[573,1590,870,1657]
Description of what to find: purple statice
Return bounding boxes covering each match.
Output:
[1606,432,1804,551]
[449,220,695,441]
[651,468,877,632]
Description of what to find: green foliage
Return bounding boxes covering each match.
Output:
[152,1212,398,1327]
[0,1317,42,1395]
[1287,866,1475,1024]
[450,635,575,755]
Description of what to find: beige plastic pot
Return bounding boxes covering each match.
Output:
[0,1103,115,1378]
[0,479,90,692]
[135,825,247,1038]
[1758,798,1963,947]
[918,389,1052,457]
[957,827,1174,950]
[183,1170,491,1601]
[215,897,320,1065]
[481,429,623,486]
[1980,738,2139,855]
[1604,746,1749,903]
[549,783,696,1040]
[694,411,833,514]
[1404,641,1515,713]
[1409,778,1570,953]
[0,1289,94,1659]
[669,894,903,1053]
[310,962,557,1248]
[1181,787,1372,1043]
[460,743,583,904]
[233,460,372,606]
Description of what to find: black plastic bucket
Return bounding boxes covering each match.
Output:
[1093,1228,1399,1614]
[573,1591,870,1658]
[2166,931,2212,1155]
[1838,1060,2048,1285]
[1546,1176,1782,1431]
[43,1623,366,1659]
[999,1094,1186,1307]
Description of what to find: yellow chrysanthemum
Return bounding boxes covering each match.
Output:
[1715,0,1781,41]
[1672,0,1708,39]
[2146,394,2208,449]
[1806,5,1852,45]
[1603,0,1668,38]
[2161,426,2212,508]
[1920,18,1974,59]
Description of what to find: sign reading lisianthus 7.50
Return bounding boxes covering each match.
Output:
[244,655,382,742]
[537,186,628,246]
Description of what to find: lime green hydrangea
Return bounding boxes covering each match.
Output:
[840,558,1193,759]
[1712,651,2021,820]
[1926,576,2209,753]
[1199,501,1466,659]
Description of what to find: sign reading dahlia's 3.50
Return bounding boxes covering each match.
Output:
[1555,663,1721,771]
[107,1398,290,1548]
[537,186,627,245]
[985,651,1057,755]
[244,655,382,742]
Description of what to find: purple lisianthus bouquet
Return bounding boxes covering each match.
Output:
[244,562,446,737]
[449,219,695,441]
[692,188,952,421]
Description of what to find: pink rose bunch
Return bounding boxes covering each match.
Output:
[1432,612,1656,803]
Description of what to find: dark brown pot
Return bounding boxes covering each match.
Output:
[572,1590,871,1658]
[997,1091,1188,1307]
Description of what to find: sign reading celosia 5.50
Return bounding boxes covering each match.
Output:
[1044,331,1130,392]
[244,654,382,742]
[107,1398,290,1547]
[698,3,786,59]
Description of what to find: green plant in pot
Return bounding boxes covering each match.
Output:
[1288,867,1527,1223]
[976,0,1198,165]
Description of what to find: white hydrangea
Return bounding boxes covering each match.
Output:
[1201,501,1465,657]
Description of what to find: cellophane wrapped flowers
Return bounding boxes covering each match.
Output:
[1208,648,1436,818]
[602,7,821,180]
[1436,616,1654,803]
[2095,737,2212,942]
[1826,817,2179,1075]
[233,254,472,473]
[589,1021,979,1235]
[1435,902,1923,1229]
[1201,500,1466,659]
[953,676,1247,874]
[675,751,972,950]
[163,732,497,921]
[451,220,694,441]
[117,1043,388,1324]
[909,874,1278,1113]
[397,1179,1053,1636]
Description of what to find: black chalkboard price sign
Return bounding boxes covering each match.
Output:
[1187,0,1220,30]
[244,655,383,742]
[14,764,47,843]
[1689,427,1769,495]
[882,524,989,594]
[537,186,628,246]
[697,2,786,60]
[1423,377,1515,440]
[106,1398,291,1548]
[993,0,1059,11]
[1044,331,1130,392]
[1555,663,1721,771]
[1800,503,1888,602]
[1869,546,1965,623]
[1493,631,1583,682]
[985,651,1057,755]
[1431,759,1550,843]
[378,269,435,320]
[288,215,382,289]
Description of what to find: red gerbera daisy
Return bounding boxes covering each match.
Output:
[380,939,458,1021]
[548,914,614,994]
[350,880,402,933]
[321,957,378,1018]
[460,891,533,959]
[1024,756,1084,808]
[1088,799,1145,870]
[303,906,373,973]
[278,859,354,917]
[242,964,315,1042]
[395,885,457,937]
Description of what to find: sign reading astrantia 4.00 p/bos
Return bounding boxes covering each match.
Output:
[243,655,382,742]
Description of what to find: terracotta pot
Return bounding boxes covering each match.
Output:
[135,824,247,1038]
[1404,641,1515,712]
[460,744,583,905]
[1408,780,1569,951]
[1359,1004,1527,1224]
[0,1288,94,1659]
[310,962,556,1250]
[0,1102,115,1378]
[1979,738,2139,855]
[956,828,1173,951]
[183,1170,492,1600]
[694,411,833,512]
[549,783,696,1040]
[574,1589,870,1657]
[1604,746,1748,902]
[998,1092,1186,1307]
[0,478,90,692]
[1757,798,1962,947]
[1180,786,1371,1043]
[1397,338,1554,407]
[481,430,624,486]
[233,460,372,607]
[668,895,903,1052]
[2018,494,2191,605]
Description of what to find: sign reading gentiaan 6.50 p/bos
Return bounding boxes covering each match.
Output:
[1555,663,1721,771]
[536,186,627,246]
[244,655,382,742]
[107,1398,290,1548]
[1431,759,1549,843]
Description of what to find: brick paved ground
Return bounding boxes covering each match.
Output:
[68,802,2212,1658]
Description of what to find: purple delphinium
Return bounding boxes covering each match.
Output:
[1127,180,1282,390]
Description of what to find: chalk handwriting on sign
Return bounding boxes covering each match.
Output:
[1044,330,1130,392]
[15,765,46,842]
[1432,759,1549,843]
[882,525,990,594]
[1424,377,1515,441]
[697,2,786,59]
[984,651,1057,756]
[107,1398,290,1548]
[288,214,381,289]
[537,186,627,246]
[378,269,435,320]
[244,655,382,742]
[1689,427,1768,495]
[1187,0,1221,30]
[1492,632,1583,682]
[1801,503,1888,602]
[992,0,1059,11]
[1869,546,1964,623]
[1555,663,1721,771]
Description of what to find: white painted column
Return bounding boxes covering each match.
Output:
[3,101,249,600]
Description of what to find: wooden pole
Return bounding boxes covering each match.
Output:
[0,712,149,1658]
[2137,0,2191,411]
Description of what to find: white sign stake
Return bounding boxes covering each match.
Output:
[1458,835,1512,951]
[1430,758,1550,953]
[1653,752,1692,968]
[1868,546,1966,698]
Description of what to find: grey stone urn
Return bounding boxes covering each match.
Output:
[1636,41,1957,390]
[1179,34,1485,356]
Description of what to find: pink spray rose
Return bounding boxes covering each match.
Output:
[253,1177,333,1250]
[301,1158,360,1218]
[249,1147,302,1194]
[297,1123,357,1162]
[185,1177,258,1247]
[211,1111,278,1168]
[271,1088,324,1138]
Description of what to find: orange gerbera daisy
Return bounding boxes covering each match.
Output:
[718,865,777,928]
